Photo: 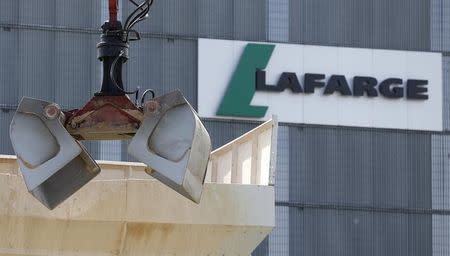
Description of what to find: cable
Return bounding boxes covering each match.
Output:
[125,0,153,29]
[104,0,153,42]
[124,0,153,41]
[127,3,151,29]
[140,89,155,106]
[125,0,156,106]
[110,50,139,100]
[108,0,156,106]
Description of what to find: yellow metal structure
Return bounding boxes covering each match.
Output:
[0,118,277,256]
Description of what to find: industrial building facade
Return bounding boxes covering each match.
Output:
[0,1,450,256]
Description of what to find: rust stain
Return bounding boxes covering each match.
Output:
[126,223,175,241]
[127,223,147,240]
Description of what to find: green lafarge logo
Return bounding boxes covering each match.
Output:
[216,43,430,118]
[216,43,275,118]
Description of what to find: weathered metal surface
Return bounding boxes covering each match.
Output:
[10,97,100,210]
[65,95,144,141]
[0,156,274,256]
[129,90,212,203]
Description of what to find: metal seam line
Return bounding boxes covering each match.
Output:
[2,23,450,54]
[0,23,198,41]
[276,201,450,216]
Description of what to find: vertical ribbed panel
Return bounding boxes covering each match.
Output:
[290,0,430,50]
[0,0,436,51]
[408,214,433,256]
[0,111,14,154]
[372,0,430,50]
[2,0,100,27]
[0,31,99,109]
[432,135,445,210]
[0,30,18,105]
[266,0,289,42]
[408,133,432,208]
[99,140,123,161]
[375,212,409,256]
[268,206,289,255]
[18,30,55,103]
[198,0,233,39]
[431,0,443,51]
[291,209,431,256]
[444,1,450,51]
[275,126,289,201]
[234,0,266,41]
[289,127,374,205]
[431,134,450,210]
[56,0,100,28]
[372,131,409,208]
[287,0,301,44]
[289,126,431,209]
[19,0,56,26]
[54,33,97,109]
[288,207,304,255]
[163,0,198,36]
[290,0,367,46]
[0,1,18,23]
[433,215,450,256]
[443,56,450,131]
[162,39,197,105]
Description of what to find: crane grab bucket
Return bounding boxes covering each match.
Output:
[7,0,213,210]
[128,90,211,203]
[9,97,101,210]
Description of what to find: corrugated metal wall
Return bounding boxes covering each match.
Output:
[267,0,289,42]
[285,126,432,256]
[291,209,431,256]
[0,110,14,154]
[432,135,450,210]
[431,0,450,52]
[289,0,430,50]
[432,135,450,256]
[443,56,450,130]
[289,127,431,208]
[0,1,449,256]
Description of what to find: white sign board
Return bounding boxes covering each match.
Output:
[198,38,443,131]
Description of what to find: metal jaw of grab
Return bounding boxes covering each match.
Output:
[128,91,211,203]
[9,90,212,209]
[8,3,212,210]
[10,98,101,210]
